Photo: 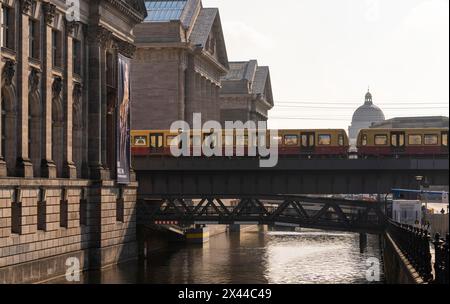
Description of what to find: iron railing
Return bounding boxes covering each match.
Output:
[387,220,448,283]
[387,220,433,282]
[433,233,449,284]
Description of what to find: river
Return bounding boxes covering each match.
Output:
[50,228,384,284]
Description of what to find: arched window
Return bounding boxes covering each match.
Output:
[72,83,83,178]
[1,86,17,176]
[52,78,64,177]
[28,69,42,177]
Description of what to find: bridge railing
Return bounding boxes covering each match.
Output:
[433,233,449,284]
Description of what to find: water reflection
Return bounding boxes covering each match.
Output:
[50,229,384,284]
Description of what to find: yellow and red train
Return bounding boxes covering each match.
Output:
[131,128,449,158]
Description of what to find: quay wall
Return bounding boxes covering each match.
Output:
[0,178,138,284]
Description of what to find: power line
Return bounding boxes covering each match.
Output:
[273,105,448,109]
[275,101,449,105]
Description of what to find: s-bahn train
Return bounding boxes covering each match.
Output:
[131,128,449,158]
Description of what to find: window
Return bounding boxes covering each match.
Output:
[166,135,179,147]
[424,134,438,145]
[374,135,388,146]
[37,190,46,231]
[235,134,251,146]
[272,135,283,146]
[190,135,202,147]
[284,135,298,146]
[203,133,218,148]
[73,39,82,75]
[134,136,148,146]
[362,135,368,146]
[116,188,124,223]
[408,135,422,145]
[318,134,331,145]
[52,30,62,67]
[29,19,40,59]
[301,134,315,147]
[60,191,68,228]
[224,134,234,146]
[338,134,345,146]
[106,52,116,87]
[150,134,164,148]
[1,5,15,49]
[442,133,448,147]
[145,0,188,22]
[11,201,22,235]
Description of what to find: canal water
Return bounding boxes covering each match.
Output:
[51,229,384,284]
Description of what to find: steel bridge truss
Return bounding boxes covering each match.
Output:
[141,195,387,233]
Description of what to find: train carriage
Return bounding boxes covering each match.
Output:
[131,129,350,158]
[357,128,449,158]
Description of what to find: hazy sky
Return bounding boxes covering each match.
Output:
[203,0,449,130]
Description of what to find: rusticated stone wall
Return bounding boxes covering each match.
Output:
[0,178,138,284]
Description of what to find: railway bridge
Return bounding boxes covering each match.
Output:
[134,157,449,197]
[134,156,449,283]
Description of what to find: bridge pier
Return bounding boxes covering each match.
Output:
[186,227,210,244]
[228,224,241,233]
[359,233,368,253]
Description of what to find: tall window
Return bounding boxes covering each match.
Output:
[29,19,40,59]
[52,29,62,67]
[73,39,82,75]
[1,5,15,49]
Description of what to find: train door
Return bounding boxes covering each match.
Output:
[149,133,164,154]
[442,131,448,152]
[391,131,405,155]
[300,132,315,154]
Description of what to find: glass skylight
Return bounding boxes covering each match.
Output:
[145,0,188,22]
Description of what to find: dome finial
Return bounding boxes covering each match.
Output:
[365,88,373,105]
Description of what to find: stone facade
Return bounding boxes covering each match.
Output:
[371,116,449,129]
[0,0,146,283]
[131,0,229,130]
[220,60,274,124]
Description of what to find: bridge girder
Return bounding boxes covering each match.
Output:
[139,196,387,234]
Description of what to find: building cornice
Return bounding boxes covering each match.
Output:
[105,0,147,23]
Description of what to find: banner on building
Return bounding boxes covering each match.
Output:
[117,54,131,184]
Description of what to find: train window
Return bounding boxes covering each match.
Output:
[150,134,163,148]
[362,135,368,146]
[249,134,258,147]
[301,134,315,147]
[236,135,245,146]
[391,135,395,146]
[166,135,176,146]
[271,135,283,146]
[424,134,438,145]
[224,135,234,146]
[133,136,148,146]
[442,133,448,147]
[191,135,202,146]
[259,134,267,147]
[203,133,218,148]
[284,135,298,146]
[374,135,388,146]
[338,134,344,146]
[318,135,331,146]
[408,135,422,145]
[301,134,308,147]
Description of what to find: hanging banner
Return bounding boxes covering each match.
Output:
[117,54,131,184]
